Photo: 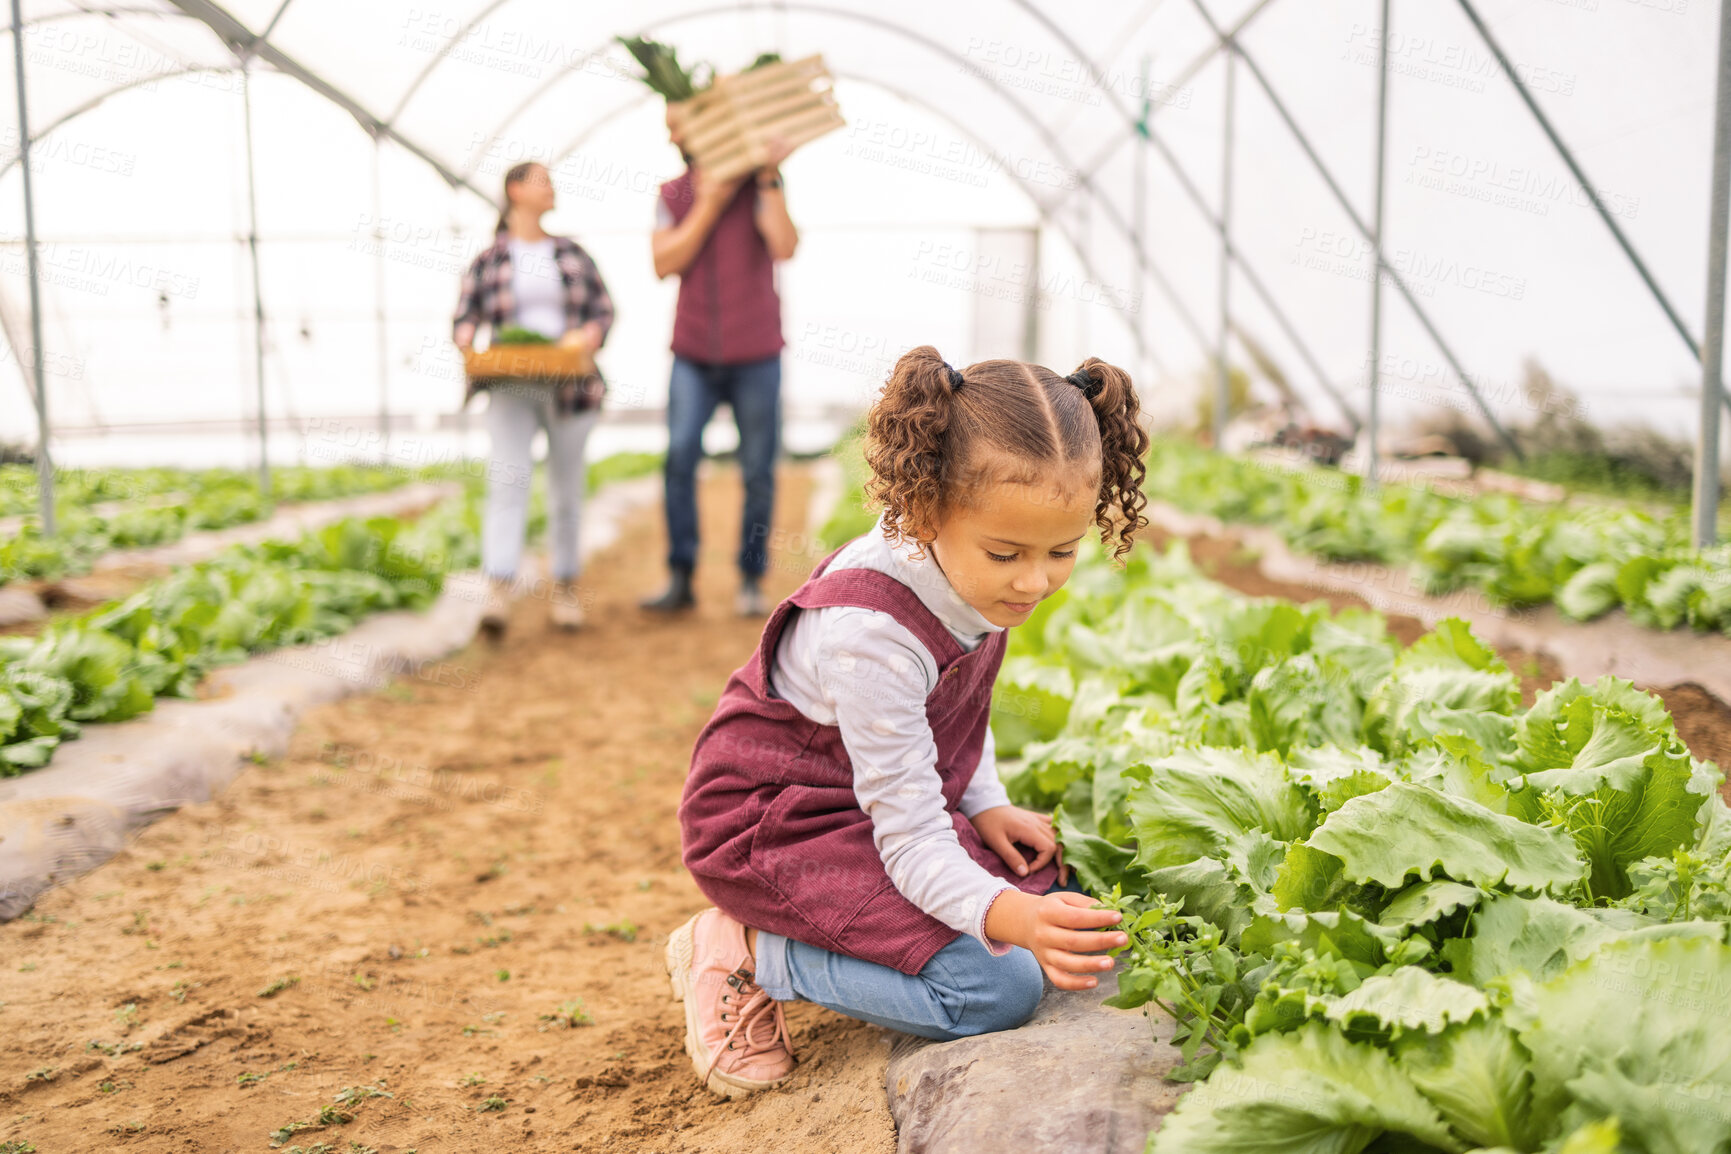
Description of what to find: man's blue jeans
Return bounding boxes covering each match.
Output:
[664,353,782,578]
[752,875,1090,1042]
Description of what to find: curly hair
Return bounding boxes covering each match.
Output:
[861,346,1150,560]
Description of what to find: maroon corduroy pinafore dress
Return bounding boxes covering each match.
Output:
[679,547,1058,976]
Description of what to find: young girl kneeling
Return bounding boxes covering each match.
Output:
[667,346,1150,1096]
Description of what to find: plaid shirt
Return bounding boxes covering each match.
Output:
[453,232,616,414]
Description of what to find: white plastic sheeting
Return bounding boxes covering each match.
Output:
[0,0,1727,458]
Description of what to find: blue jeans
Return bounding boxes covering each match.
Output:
[753,876,1089,1042]
[664,354,781,577]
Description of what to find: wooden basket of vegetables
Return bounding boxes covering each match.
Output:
[620,37,845,182]
[464,328,594,382]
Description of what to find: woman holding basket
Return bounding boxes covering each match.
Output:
[454,161,615,636]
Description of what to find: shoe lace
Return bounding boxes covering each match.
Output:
[707,966,794,1081]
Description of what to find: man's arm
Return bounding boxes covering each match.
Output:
[752,165,798,262]
[652,171,741,279]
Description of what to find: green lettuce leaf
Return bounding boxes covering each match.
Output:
[1242,909,1403,969]
[1379,881,1484,931]
[1555,561,1622,622]
[991,657,1074,757]
[1051,806,1141,897]
[1512,936,1731,1154]
[1126,746,1318,871]
[1323,967,1488,1036]
[1144,856,1264,946]
[1287,745,1395,813]
[1304,782,1584,893]
[1148,1022,1465,1154]
[1439,893,1616,987]
[1395,1018,1541,1151]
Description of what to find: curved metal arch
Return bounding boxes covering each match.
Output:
[458,1,1358,422]
[1007,0,1359,430]
[545,72,1176,375]
[0,6,198,32]
[0,63,232,179]
[458,3,1193,344]
[384,0,513,126]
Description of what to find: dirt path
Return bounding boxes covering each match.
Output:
[0,463,898,1154]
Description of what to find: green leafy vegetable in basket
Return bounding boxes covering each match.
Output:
[491,326,553,346]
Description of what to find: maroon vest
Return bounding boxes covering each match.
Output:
[660,170,785,365]
[678,548,1057,976]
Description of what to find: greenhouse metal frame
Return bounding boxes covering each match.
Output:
[2,0,1727,542]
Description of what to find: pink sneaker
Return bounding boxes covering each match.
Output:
[665,909,796,1097]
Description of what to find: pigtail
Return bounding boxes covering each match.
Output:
[1071,357,1150,560]
[863,345,962,552]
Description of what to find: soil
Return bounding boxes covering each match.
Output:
[1659,684,1731,777]
[0,463,897,1154]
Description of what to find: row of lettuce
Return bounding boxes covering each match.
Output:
[1147,439,1731,635]
[0,451,666,589]
[991,543,1731,1154]
[0,463,441,587]
[0,451,664,777]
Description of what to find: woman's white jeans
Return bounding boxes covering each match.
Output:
[481,383,599,583]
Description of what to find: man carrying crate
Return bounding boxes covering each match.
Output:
[640,111,799,618]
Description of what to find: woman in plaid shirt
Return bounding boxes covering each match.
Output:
[453,160,615,635]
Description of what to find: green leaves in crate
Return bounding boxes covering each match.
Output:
[614,35,710,101]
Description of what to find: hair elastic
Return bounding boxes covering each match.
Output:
[1068,367,1104,399]
[942,361,965,391]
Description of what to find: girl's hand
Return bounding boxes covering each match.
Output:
[972,805,1063,882]
[984,890,1125,991]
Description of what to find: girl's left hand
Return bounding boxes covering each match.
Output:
[972,806,1065,884]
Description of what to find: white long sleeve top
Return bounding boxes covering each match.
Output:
[767,518,1018,952]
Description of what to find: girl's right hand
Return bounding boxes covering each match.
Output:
[984,890,1126,991]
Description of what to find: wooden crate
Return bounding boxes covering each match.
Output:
[670,55,844,182]
[464,344,594,382]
